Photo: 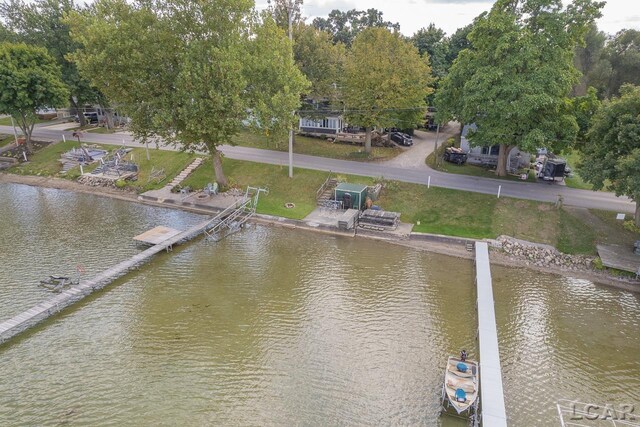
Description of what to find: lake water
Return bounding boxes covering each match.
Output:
[0,183,638,425]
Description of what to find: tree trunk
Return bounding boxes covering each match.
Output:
[70,96,86,127]
[104,108,115,130]
[496,144,514,177]
[16,112,34,154]
[364,127,372,154]
[212,149,228,189]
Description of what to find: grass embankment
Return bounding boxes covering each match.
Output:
[6,139,633,255]
[184,159,374,220]
[378,182,597,253]
[232,130,401,161]
[426,136,535,182]
[183,159,607,254]
[9,139,196,192]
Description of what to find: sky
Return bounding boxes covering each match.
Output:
[256,0,639,37]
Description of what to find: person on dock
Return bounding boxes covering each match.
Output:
[460,349,467,362]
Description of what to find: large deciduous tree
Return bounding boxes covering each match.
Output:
[293,23,345,103]
[312,8,399,47]
[0,0,98,126]
[579,84,640,226]
[436,0,603,176]
[410,24,449,79]
[598,29,640,98]
[572,23,608,97]
[68,0,308,187]
[342,28,434,153]
[0,42,68,152]
[267,0,303,32]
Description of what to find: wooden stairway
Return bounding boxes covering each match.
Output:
[166,157,204,188]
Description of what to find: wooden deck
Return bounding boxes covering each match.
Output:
[133,226,182,245]
[597,244,640,273]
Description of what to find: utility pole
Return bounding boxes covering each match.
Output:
[287,1,294,178]
[433,123,440,168]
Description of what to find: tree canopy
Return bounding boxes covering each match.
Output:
[342,27,434,153]
[293,23,345,103]
[410,24,448,79]
[578,84,640,225]
[68,0,308,187]
[312,8,399,46]
[599,29,640,98]
[267,0,303,32]
[0,42,68,152]
[436,0,603,176]
[0,0,98,125]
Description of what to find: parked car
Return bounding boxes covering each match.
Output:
[443,147,468,165]
[75,112,99,124]
[390,132,413,146]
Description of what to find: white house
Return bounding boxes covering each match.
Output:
[298,116,344,136]
[460,124,531,172]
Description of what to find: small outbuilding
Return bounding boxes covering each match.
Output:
[335,183,368,210]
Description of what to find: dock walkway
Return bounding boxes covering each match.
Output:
[0,218,212,345]
[475,241,508,426]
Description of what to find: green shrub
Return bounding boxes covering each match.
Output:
[623,220,640,234]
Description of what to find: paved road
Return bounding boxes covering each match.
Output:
[1,124,635,213]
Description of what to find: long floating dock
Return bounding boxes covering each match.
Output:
[475,242,508,426]
[0,218,214,345]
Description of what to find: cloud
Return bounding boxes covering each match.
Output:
[423,0,493,4]
[303,0,359,18]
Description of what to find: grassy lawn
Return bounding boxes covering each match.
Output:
[0,134,14,149]
[379,182,497,238]
[0,116,49,126]
[10,140,95,177]
[589,209,640,245]
[129,148,196,192]
[231,130,401,162]
[562,150,593,190]
[85,126,116,134]
[183,158,374,219]
[8,139,196,192]
[378,181,602,253]
[426,137,536,182]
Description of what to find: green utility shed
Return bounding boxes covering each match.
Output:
[335,183,368,210]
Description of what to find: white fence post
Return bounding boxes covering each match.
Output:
[428,176,431,189]
[497,185,502,198]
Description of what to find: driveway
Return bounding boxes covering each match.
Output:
[381,124,459,169]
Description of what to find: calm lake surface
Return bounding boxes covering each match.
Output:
[0,183,638,425]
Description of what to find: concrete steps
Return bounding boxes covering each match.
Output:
[316,179,338,207]
[166,157,204,188]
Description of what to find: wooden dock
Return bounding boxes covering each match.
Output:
[133,226,182,246]
[475,242,508,426]
[0,218,213,345]
[597,244,640,274]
